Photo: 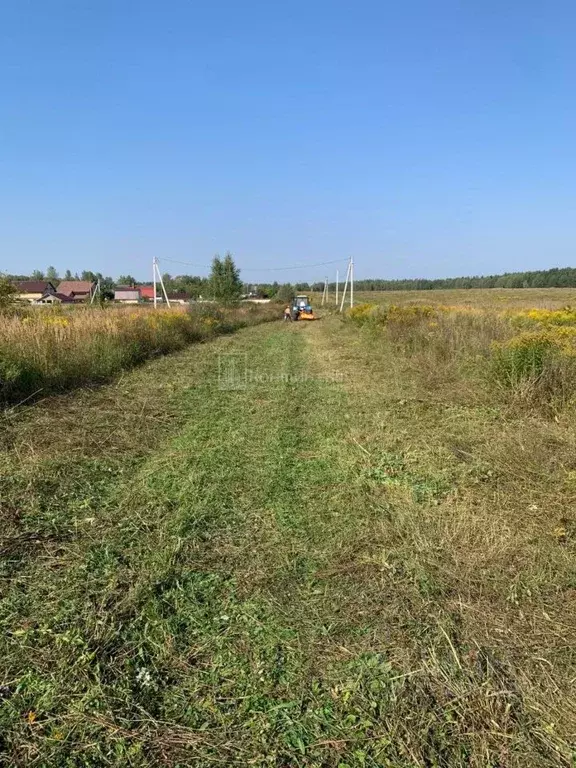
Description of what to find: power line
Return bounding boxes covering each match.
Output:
[157,256,349,272]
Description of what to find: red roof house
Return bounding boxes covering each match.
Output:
[138,285,157,300]
[57,280,95,301]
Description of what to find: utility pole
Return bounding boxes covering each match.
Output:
[153,257,171,308]
[153,257,157,309]
[90,279,101,305]
[339,257,354,312]
[350,256,354,308]
[336,269,339,305]
[339,260,350,312]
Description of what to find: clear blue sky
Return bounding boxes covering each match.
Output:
[1,0,575,283]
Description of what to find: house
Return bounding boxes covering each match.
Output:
[33,291,76,305]
[138,285,157,301]
[13,281,57,302]
[57,280,96,302]
[114,286,141,303]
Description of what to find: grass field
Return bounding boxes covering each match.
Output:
[0,304,277,406]
[1,291,576,766]
[315,287,576,310]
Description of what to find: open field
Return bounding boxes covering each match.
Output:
[1,294,576,766]
[315,287,576,311]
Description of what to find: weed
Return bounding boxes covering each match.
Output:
[0,303,277,405]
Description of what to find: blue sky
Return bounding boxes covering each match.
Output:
[1,0,575,282]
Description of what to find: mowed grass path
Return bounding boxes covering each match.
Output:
[1,317,574,766]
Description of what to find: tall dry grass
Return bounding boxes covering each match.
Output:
[349,286,576,310]
[346,302,576,408]
[0,303,277,405]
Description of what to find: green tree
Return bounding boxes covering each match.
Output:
[209,256,224,299]
[100,275,115,291]
[176,275,208,299]
[0,276,17,309]
[46,266,58,281]
[117,275,136,286]
[275,283,294,303]
[64,269,73,280]
[31,269,44,280]
[161,273,175,292]
[210,253,242,303]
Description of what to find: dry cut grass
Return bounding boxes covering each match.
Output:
[3,299,576,766]
[307,314,576,766]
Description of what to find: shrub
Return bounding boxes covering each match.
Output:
[491,328,576,404]
[346,303,436,328]
[386,304,436,323]
[492,332,558,383]
[0,276,17,311]
[510,308,576,328]
[346,303,379,325]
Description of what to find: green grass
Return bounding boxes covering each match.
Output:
[1,316,576,766]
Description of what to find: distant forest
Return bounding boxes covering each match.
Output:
[349,267,576,292]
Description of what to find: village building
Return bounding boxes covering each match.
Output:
[138,285,157,301]
[56,280,96,302]
[12,281,57,302]
[114,286,141,303]
[33,291,76,305]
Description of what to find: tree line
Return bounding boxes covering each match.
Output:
[346,267,576,291]
[6,263,576,302]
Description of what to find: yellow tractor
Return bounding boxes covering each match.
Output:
[291,294,315,321]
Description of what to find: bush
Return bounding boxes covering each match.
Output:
[345,303,379,325]
[346,303,437,328]
[0,276,17,311]
[386,304,436,323]
[491,328,576,404]
[510,308,576,328]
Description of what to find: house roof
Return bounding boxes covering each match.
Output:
[57,280,94,296]
[138,285,156,298]
[14,281,56,293]
[115,286,140,293]
[36,291,75,302]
